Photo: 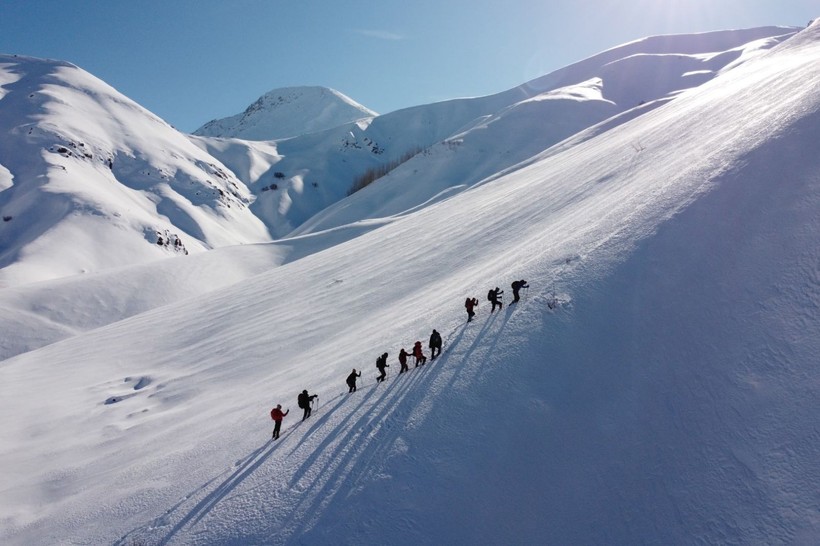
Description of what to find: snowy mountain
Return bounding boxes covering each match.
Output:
[0,26,800,362]
[192,86,377,140]
[0,27,796,290]
[197,26,800,239]
[2,21,820,545]
[0,55,271,288]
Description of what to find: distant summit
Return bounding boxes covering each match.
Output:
[193,86,377,140]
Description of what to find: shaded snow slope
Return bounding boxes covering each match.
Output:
[193,86,377,141]
[2,20,819,546]
[0,56,271,287]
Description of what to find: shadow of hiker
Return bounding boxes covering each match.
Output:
[291,394,351,450]
[123,322,476,545]
[288,373,399,487]
[151,437,283,545]
[280,347,454,538]
[484,304,515,359]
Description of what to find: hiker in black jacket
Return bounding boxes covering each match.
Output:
[429,329,442,359]
[511,279,529,303]
[488,287,504,312]
[376,353,389,383]
[346,368,362,392]
[297,389,317,420]
[398,348,410,374]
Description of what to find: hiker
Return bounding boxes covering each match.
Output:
[297,389,317,420]
[270,404,289,439]
[465,297,478,322]
[488,286,504,312]
[511,279,529,303]
[413,341,427,366]
[376,353,389,383]
[398,348,410,374]
[347,368,362,393]
[429,329,442,359]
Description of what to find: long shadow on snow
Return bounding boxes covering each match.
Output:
[291,395,351,447]
[282,310,520,542]
[124,306,519,544]
[288,363,432,487]
[152,387,380,546]
[281,358,451,540]
[276,316,523,540]
[114,434,292,546]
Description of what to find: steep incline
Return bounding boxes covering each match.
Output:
[1,20,819,546]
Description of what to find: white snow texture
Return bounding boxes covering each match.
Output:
[1,22,819,545]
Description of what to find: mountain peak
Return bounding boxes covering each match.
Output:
[193,85,376,140]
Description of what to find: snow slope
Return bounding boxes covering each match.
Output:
[0,55,271,287]
[0,27,797,292]
[199,26,799,239]
[0,27,796,363]
[193,86,377,141]
[2,20,820,546]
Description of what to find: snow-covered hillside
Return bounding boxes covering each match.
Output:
[198,26,800,238]
[0,55,271,287]
[0,26,800,363]
[193,86,377,140]
[1,20,819,546]
[0,27,798,292]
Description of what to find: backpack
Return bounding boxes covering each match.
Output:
[488,289,494,301]
[298,393,307,409]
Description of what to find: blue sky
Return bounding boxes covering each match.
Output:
[1,1,816,132]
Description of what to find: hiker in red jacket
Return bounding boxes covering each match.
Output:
[465,297,478,322]
[413,341,427,367]
[270,404,289,439]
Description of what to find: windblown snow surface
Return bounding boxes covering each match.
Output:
[1,22,820,545]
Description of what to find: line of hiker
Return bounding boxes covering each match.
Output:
[271,279,529,439]
[465,279,529,321]
[270,328,444,438]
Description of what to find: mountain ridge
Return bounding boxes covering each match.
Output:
[193,85,377,141]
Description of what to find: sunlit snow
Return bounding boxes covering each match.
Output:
[1,22,819,545]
